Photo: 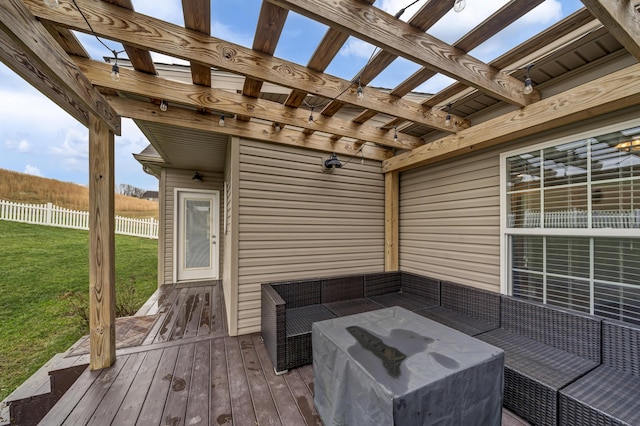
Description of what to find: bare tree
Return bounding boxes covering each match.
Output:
[117,183,146,198]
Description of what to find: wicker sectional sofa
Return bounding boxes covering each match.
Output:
[260,271,500,373]
[559,319,640,425]
[261,271,639,425]
[477,296,602,426]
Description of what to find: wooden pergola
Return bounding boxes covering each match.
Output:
[0,0,639,370]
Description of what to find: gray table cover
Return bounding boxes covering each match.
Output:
[313,306,504,425]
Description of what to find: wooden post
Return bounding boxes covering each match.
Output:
[88,114,116,370]
[385,171,399,272]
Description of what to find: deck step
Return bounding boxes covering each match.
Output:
[1,352,88,426]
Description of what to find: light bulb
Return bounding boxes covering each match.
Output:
[110,63,120,82]
[445,114,451,127]
[44,0,59,9]
[219,115,225,127]
[393,129,398,142]
[523,77,533,95]
[308,114,314,124]
[454,0,466,12]
[356,85,364,99]
[274,123,281,132]
[159,100,168,112]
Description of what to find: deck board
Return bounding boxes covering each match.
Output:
[162,343,195,424]
[63,355,130,425]
[110,349,164,426]
[87,352,146,425]
[185,340,210,425]
[38,282,529,425]
[252,334,307,425]
[224,337,258,425]
[239,335,282,426]
[210,338,232,425]
[183,286,206,338]
[136,346,180,424]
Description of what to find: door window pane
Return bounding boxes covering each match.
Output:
[185,199,211,269]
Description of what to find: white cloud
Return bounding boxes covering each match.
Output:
[5,139,32,153]
[24,165,42,177]
[339,38,378,60]
[212,21,254,48]
[49,127,89,172]
[520,0,563,25]
[130,0,184,25]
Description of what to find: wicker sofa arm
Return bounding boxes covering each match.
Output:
[261,284,287,373]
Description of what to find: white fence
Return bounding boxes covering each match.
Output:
[508,209,640,229]
[0,200,158,239]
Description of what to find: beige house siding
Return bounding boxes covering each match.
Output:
[399,107,640,294]
[400,148,502,292]
[161,168,225,285]
[236,139,385,335]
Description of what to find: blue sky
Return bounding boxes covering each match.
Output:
[0,0,584,189]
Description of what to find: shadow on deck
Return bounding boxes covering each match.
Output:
[6,281,529,425]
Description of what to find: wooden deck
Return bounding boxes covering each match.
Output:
[38,281,529,425]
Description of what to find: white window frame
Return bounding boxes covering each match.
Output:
[500,118,640,297]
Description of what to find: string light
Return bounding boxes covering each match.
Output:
[308,106,315,124]
[219,115,225,126]
[393,127,398,142]
[111,58,120,82]
[454,0,466,12]
[274,123,281,132]
[356,76,364,100]
[445,103,452,127]
[523,64,534,95]
[67,0,125,82]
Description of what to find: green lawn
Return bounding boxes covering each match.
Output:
[0,221,157,401]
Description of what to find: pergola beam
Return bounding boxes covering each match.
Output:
[107,96,391,161]
[265,0,539,107]
[581,0,640,61]
[383,62,640,173]
[23,0,464,133]
[76,57,422,150]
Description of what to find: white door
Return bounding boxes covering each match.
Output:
[177,190,219,281]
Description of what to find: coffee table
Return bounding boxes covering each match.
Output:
[312,306,504,425]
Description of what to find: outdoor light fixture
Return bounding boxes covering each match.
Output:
[219,115,225,127]
[523,64,534,95]
[324,153,343,170]
[43,0,59,8]
[308,107,315,124]
[454,0,466,12]
[274,123,281,132]
[356,77,364,100]
[444,103,452,127]
[111,61,120,82]
[192,171,203,182]
[159,100,168,112]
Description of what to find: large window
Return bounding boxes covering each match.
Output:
[502,122,640,325]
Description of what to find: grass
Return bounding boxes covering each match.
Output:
[0,221,157,401]
[0,168,159,219]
